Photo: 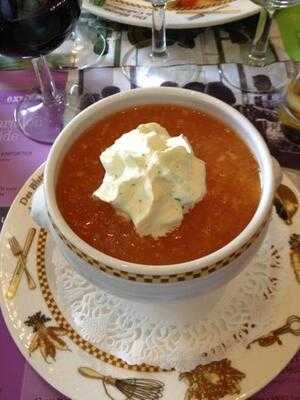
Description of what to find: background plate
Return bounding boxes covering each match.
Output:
[83,0,260,29]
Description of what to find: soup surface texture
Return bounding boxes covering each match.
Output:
[56,104,261,265]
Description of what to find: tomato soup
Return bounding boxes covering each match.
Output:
[56,104,261,265]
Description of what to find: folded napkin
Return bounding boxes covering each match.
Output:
[276,5,300,61]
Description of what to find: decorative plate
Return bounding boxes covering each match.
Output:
[82,0,260,29]
[0,164,299,400]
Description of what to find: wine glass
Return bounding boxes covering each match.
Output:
[48,12,107,70]
[0,0,81,143]
[219,0,300,93]
[278,71,300,143]
[122,0,200,88]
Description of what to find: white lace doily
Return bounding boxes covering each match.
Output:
[53,212,291,371]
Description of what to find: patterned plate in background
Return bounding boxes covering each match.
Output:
[83,0,260,29]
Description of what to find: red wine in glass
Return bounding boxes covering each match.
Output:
[0,0,81,143]
[0,0,80,58]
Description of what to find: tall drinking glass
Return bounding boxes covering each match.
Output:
[122,0,200,87]
[278,72,300,143]
[48,12,106,69]
[0,0,81,143]
[219,0,300,93]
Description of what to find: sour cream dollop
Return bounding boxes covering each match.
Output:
[93,123,206,238]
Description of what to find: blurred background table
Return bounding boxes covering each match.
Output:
[0,9,300,400]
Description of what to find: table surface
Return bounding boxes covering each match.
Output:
[0,11,300,400]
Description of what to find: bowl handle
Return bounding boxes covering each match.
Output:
[31,184,49,230]
[272,157,283,190]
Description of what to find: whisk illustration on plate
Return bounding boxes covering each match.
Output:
[78,367,164,400]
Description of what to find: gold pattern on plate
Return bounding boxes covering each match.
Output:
[9,236,36,290]
[6,228,36,299]
[25,311,70,363]
[78,367,164,400]
[179,359,246,400]
[247,315,300,349]
[289,234,300,283]
[274,184,299,225]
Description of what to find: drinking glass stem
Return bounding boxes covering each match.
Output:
[248,6,275,67]
[151,0,167,58]
[32,56,61,105]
